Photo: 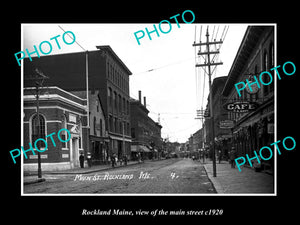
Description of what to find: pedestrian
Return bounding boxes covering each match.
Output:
[79,152,84,168]
[123,155,128,166]
[111,153,116,168]
[229,147,237,168]
[138,152,141,163]
[218,150,222,164]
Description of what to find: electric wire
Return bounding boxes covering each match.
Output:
[58,25,86,51]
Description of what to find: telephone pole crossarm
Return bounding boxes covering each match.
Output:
[196,62,223,67]
[192,40,223,46]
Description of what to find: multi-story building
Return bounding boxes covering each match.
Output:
[24,45,132,162]
[221,26,274,171]
[130,90,163,160]
[205,76,232,158]
[71,90,109,165]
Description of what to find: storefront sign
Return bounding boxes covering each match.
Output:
[223,101,258,113]
[219,120,234,129]
[69,113,77,123]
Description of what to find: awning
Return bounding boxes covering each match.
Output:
[140,145,151,152]
[131,145,151,152]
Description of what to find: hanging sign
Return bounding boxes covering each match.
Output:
[219,120,235,129]
[223,101,258,113]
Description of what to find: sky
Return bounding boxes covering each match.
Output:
[22,23,247,143]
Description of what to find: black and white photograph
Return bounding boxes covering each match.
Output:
[21,23,275,195]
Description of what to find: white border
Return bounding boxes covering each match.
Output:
[21,23,277,196]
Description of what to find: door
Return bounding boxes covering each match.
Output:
[71,137,79,168]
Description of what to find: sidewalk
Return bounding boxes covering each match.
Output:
[203,160,274,194]
[23,160,141,185]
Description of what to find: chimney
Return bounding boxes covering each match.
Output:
[138,90,142,103]
[143,96,146,107]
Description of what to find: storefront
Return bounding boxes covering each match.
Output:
[232,98,274,170]
[89,136,110,165]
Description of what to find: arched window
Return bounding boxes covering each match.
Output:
[31,114,46,148]
[61,114,68,149]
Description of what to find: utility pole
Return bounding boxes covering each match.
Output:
[193,27,223,177]
[26,68,49,180]
[195,107,205,163]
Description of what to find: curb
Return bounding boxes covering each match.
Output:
[24,178,46,186]
[203,164,226,194]
[23,162,142,185]
[46,161,141,175]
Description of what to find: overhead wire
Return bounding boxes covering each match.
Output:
[58,25,86,51]
[194,25,199,109]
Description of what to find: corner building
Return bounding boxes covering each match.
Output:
[23,86,88,171]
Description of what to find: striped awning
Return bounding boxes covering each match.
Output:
[131,145,151,152]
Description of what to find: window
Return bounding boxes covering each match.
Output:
[113,91,117,112]
[100,119,103,136]
[119,94,122,114]
[127,122,130,135]
[119,120,123,134]
[107,62,110,79]
[269,42,274,92]
[109,115,113,132]
[126,100,129,115]
[31,114,46,148]
[94,116,97,135]
[131,128,135,138]
[263,51,269,96]
[108,87,112,110]
[111,65,114,81]
[123,98,125,112]
[114,117,117,133]
[61,115,68,149]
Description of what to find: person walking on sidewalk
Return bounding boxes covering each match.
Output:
[111,153,116,168]
[218,150,222,164]
[229,147,237,168]
[79,152,84,168]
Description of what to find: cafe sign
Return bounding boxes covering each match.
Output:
[223,101,258,113]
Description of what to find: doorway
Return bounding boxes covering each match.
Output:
[70,137,79,168]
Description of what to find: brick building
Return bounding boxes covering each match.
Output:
[23,86,88,171]
[221,26,275,171]
[205,76,232,158]
[130,91,163,160]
